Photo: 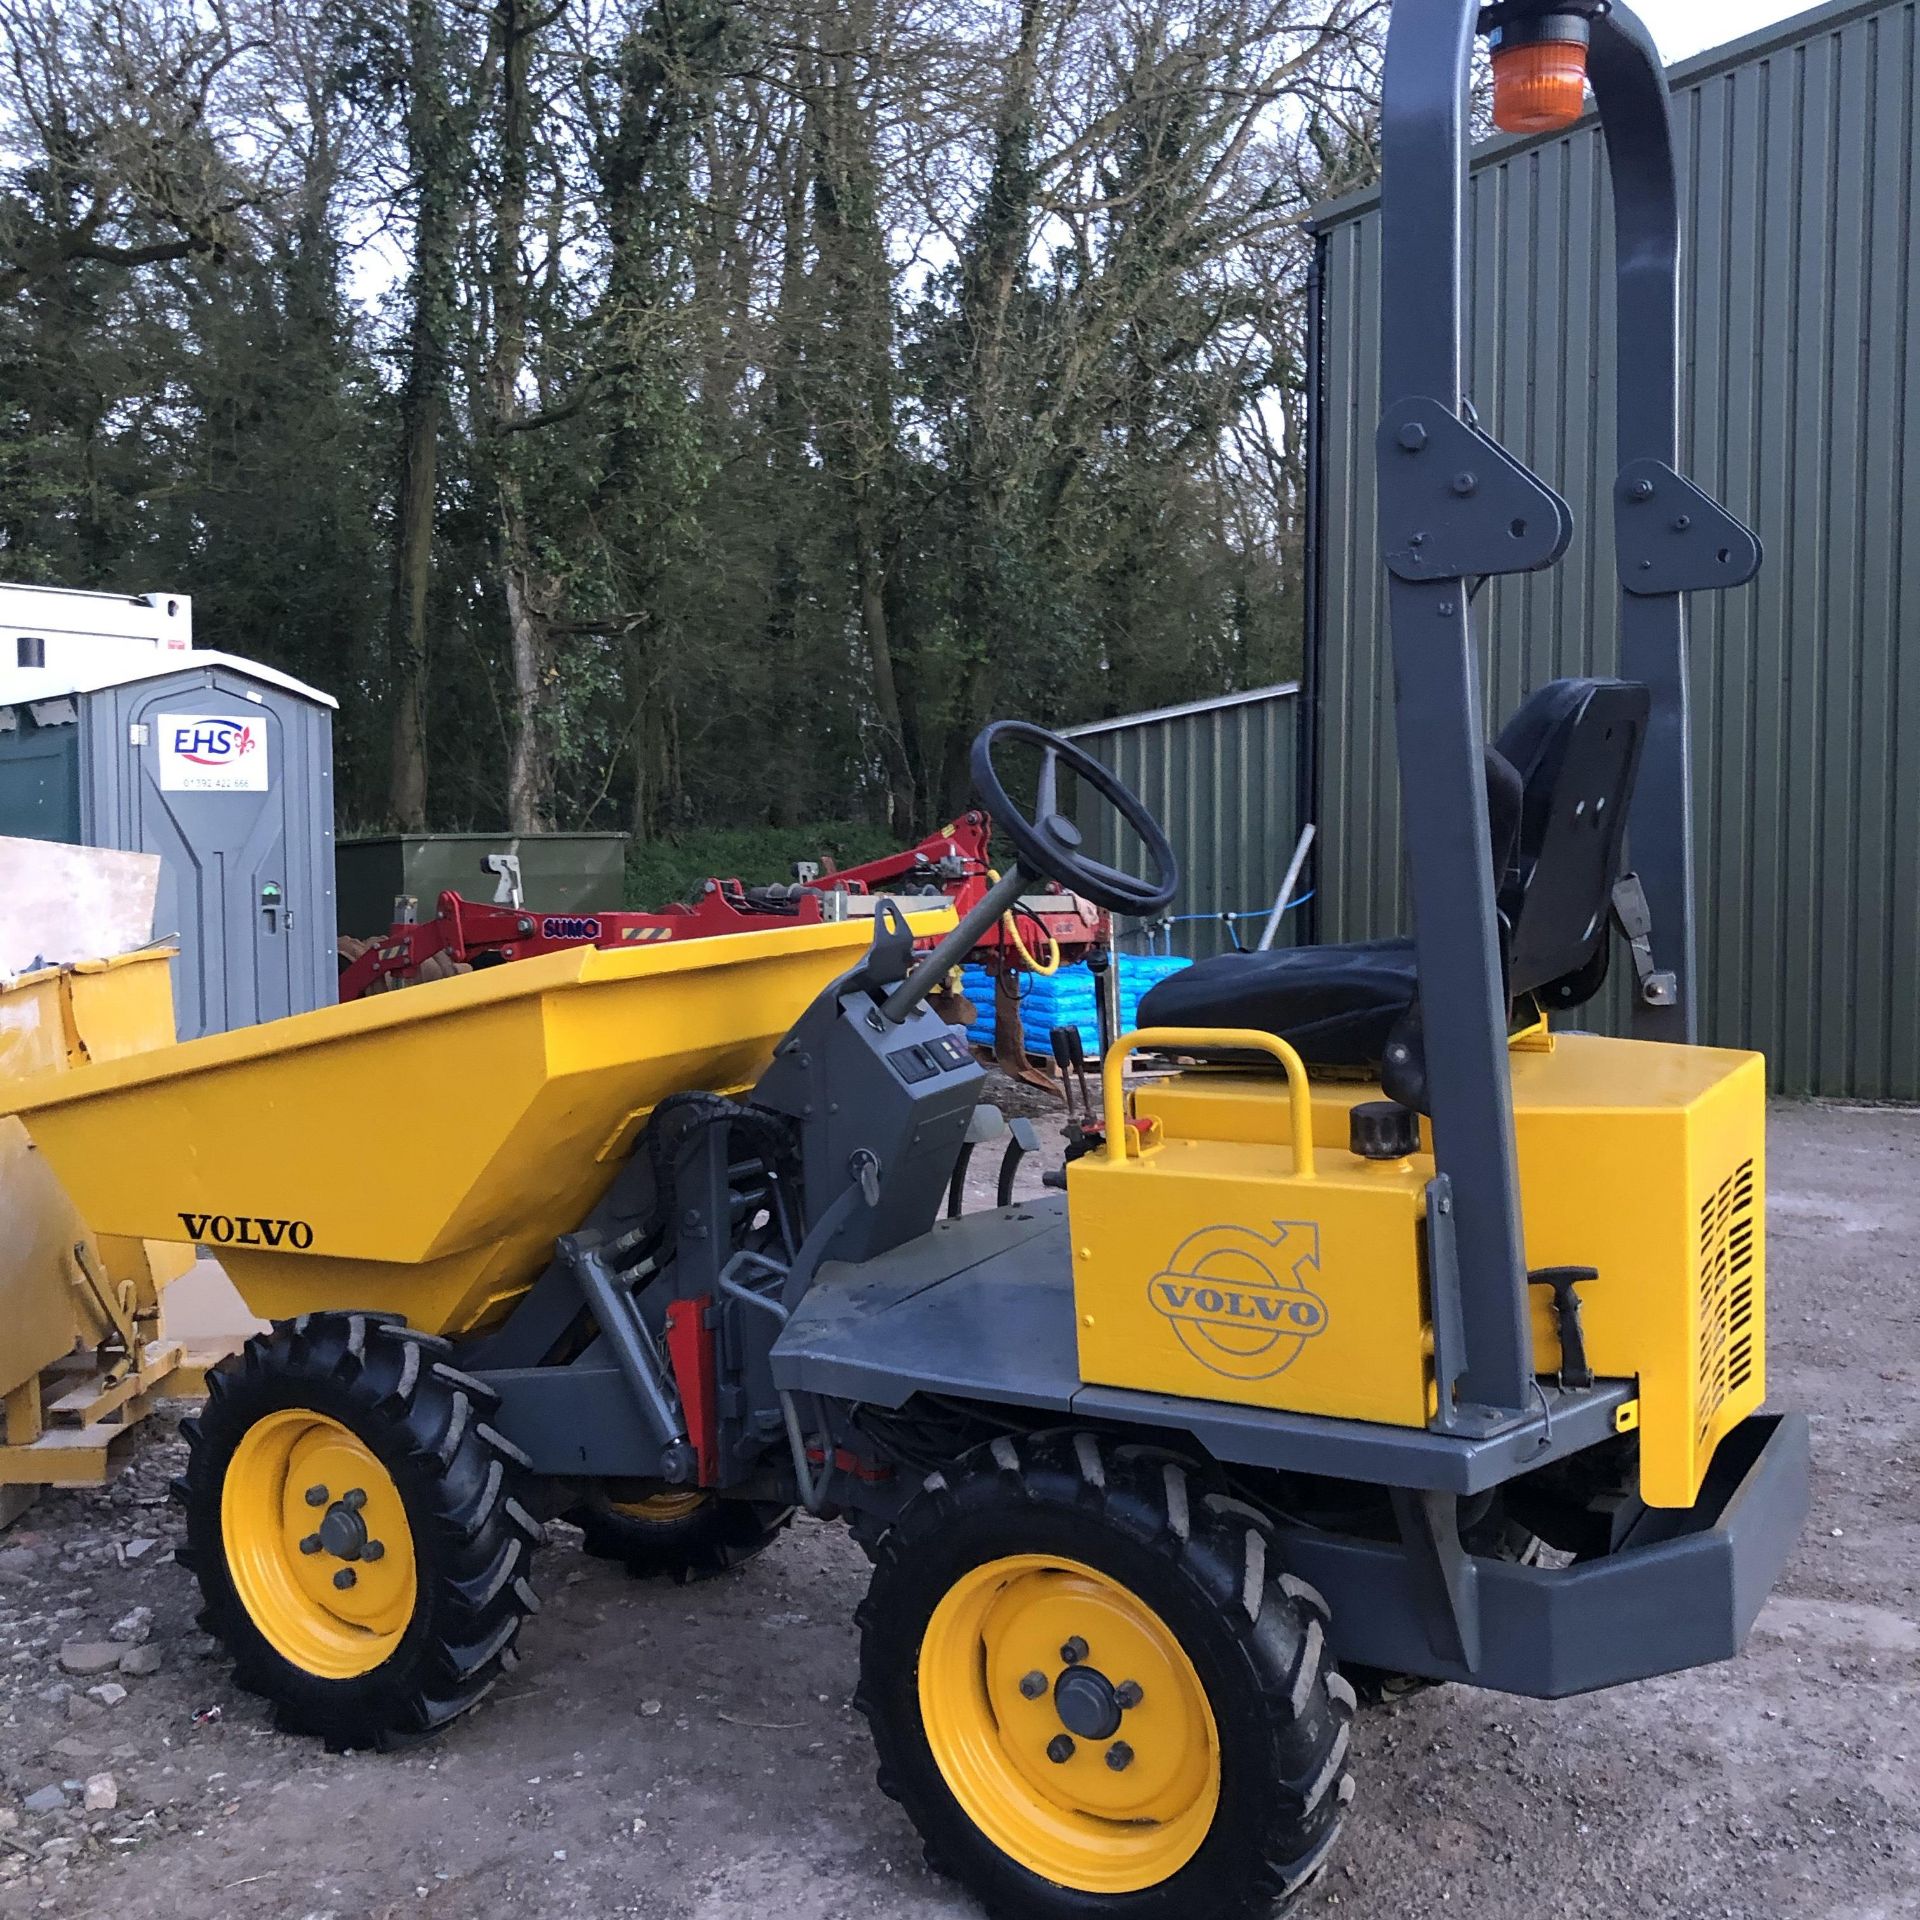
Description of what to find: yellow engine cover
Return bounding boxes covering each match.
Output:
[1508,1033,1767,1508]
[1069,1031,1767,1509]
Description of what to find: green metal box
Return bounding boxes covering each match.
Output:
[336,833,632,937]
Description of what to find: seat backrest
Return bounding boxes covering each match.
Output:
[1491,677,1649,1008]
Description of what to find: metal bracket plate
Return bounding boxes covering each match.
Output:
[1610,871,1677,1007]
[1377,397,1574,582]
[1615,458,1762,594]
[1390,1487,1480,1669]
[1425,1175,1469,1434]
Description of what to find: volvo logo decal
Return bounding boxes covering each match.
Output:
[178,1211,314,1250]
[1147,1223,1327,1380]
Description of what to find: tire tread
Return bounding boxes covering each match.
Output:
[856,1431,1354,1920]
[172,1312,540,1750]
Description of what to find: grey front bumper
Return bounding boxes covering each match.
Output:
[1286,1411,1811,1699]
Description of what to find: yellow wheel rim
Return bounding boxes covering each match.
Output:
[608,1491,709,1524]
[222,1410,418,1680]
[918,1555,1221,1895]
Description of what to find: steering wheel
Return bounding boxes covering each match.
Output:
[969,719,1179,918]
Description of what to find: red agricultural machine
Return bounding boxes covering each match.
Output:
[337,811,1108,1078]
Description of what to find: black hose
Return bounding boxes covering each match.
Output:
[947,1141,977,1218]
[997,1136,1027,1207]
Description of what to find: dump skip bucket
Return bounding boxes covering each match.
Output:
[0,915,940,1336]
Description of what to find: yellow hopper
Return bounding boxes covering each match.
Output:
[0,915,937,1339]
[0,948,216,1504]
[0,947,196,1299]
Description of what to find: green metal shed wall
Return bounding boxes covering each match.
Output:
[1070,686,1301,959]
[1310,0,1920,1097]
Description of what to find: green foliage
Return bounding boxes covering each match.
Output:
[0,0,1381,840]
[625,819,904,908]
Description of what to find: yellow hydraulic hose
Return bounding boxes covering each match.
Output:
[988,870,1061,976]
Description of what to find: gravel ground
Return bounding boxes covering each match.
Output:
[0,1096,1914,1920]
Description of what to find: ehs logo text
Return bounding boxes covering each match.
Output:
[172,719,260,767]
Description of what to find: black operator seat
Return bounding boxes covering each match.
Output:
[1135,678,1651,1111]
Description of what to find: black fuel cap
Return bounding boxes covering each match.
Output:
[1350,1100,1420,1161]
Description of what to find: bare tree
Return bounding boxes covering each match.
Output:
[0,0,288,297]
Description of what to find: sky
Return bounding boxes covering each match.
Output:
[1630,0,1818,60]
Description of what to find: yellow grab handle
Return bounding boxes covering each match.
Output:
[1101,1027,1316,1178]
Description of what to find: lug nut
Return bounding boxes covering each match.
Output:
[298,1534,322,1555]
[1106,1741,1135,1772]
[304,1484,329,1507]
[362,1540,386,1563]
[1046,1735,1075,1765]
[333,1567,357,1591]
[1060,1637,1088,1667]
[1115,1681,1144,1711]
[1018,1671,1047,1700]
[342,1488,367,1511]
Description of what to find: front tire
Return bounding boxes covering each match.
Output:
[856,1432,1355,1920]
[174,1313,543,1750]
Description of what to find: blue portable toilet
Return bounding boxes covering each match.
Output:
[0,650,337,1039]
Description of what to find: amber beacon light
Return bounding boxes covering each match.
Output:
[1489,8,1594,135]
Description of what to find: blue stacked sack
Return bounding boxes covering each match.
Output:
[960,953,1193,1057]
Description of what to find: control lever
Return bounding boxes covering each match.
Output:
[1044,1029,1090,1121]
[1049,1026,1080,1118]
[1528,1266,1598,1390]
[1061,1024,1094,1115]
[1050,1023,1104,1166]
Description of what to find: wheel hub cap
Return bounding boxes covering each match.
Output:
[317,1499,370,1560]
[1053,1665,1124,1741]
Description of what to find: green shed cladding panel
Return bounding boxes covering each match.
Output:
[1068,685,1302,960]
[1308,0,1920,1098]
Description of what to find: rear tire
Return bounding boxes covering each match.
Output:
[173,1313,543,1750]
[568,1489,792,1584]
[856,1433,1355,1920]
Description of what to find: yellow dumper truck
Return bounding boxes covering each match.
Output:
[0,7,1807,1914]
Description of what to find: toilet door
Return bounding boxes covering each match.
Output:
[126,684,295,1038]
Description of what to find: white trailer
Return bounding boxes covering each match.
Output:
[0,582,193,684]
